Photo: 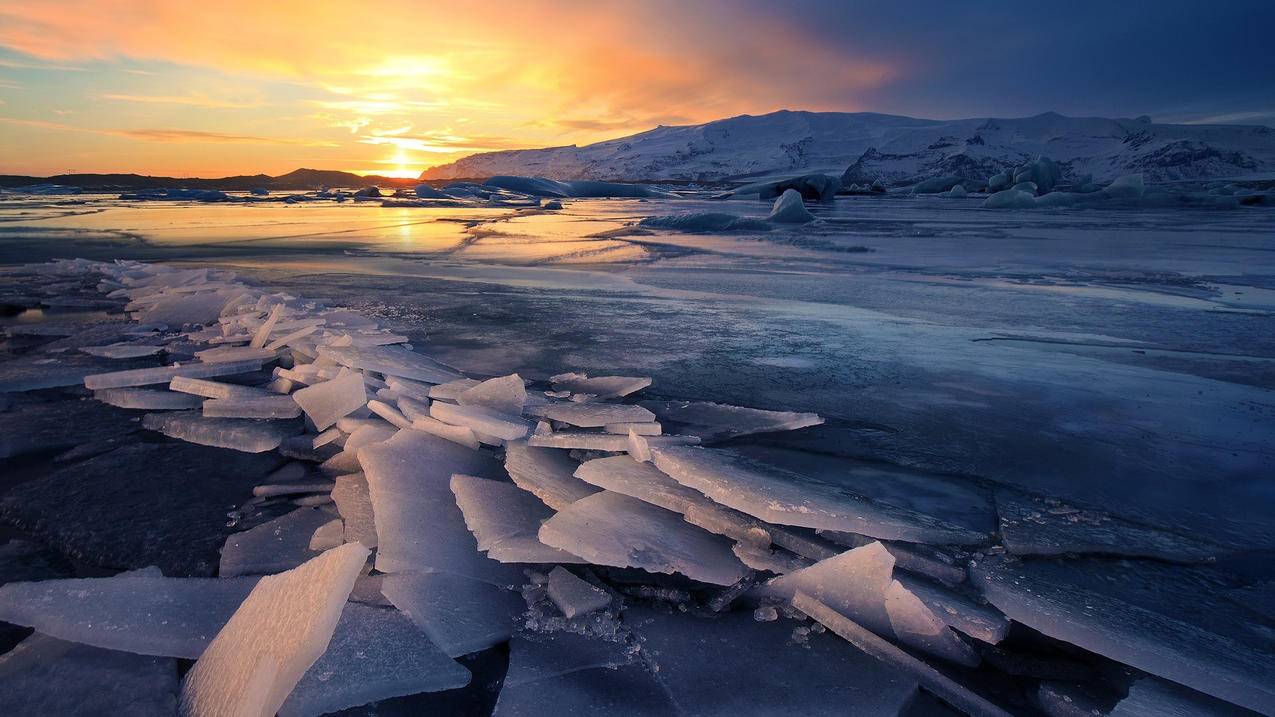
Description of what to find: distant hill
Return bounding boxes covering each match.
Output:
[418,110,1275,185]
[0,168,420,191]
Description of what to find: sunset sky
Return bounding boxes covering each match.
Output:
[1,0,1272,178]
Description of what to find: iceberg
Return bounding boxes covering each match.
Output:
[766,189,816,223]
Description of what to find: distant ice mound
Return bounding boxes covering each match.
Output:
[484,176,674,199]
[723,174,840,201]
[766,189,816,223]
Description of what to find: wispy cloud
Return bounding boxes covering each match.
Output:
[0,116,331,145]
[99,92,264,109]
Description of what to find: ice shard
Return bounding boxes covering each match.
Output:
[549,372,652,399]
[458,373,527,414]
[546,566,611,618]
[641,400,822,440]
[84,358,266,389]
[95,387,203,410]
[142,411,302,453]
[317,344,464,384]
[451,473,584,563]
[430,401,529,441]
[539,491,748,585]
[178,544,369,717]
[291,372,368,431]
[542,402,656,428]
[220,507,337,577]
[332,472,378,548]
[381,571,524,657]
[203,394,302,419]
[504,440,599,510]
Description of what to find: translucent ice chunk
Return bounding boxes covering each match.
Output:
[317,345,463,384]
[0,574,259,658]
[309,519,346,551]
[0,633,179,716]
[431,401,528,441]
[332,472,378,548]
[220,507,337,577]
[528,432,699,452]
[95,387,203,410]
[549,372,652,399]
[651,446,986,544]
[80,343,165,359]
[193,346,277,364]
[170,376,269,399]
[142,411,301,453]
[450,473,584,564]
[542,402,656,428]
[539,491,748,585]
[85,358,266,389]
[381,571,524,657]
[359,430,523,585]
[203,394,302,419]
[292,373,368,431]
[279,603,470,717]
[641,400,823,440]
[604,422,661,435]
[458,373,526,414]
[493,633,671,716]
[504,441,599,510]
[547,566,611,618]
[409,415,481,449]
[428,378,480,400]
[385,376,434,403]
[249,304,284,348]
[179,544,369,717]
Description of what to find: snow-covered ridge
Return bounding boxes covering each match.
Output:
[419,110,1275,185]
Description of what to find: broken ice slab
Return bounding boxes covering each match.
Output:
[84,358,266,389]
[793,592,1013,717]
[819,530,968,587]
[450,473,585,564]
[220,507,338,577]
[457,373,527,414]
[142,411,302,452]
[249,303,285,348]
[1109,677,1254,717]
[549,372,652,399]
[527,432,700,452]
[625,604,920,717]
[136,291,233,326]
[539,491,749,586]
[359,429,524,585]
[756,542,978,666]
[651,446,988,545]
[970,555,1275,715]
[410,415,481,449]
[733,542,811,574]
[604,421,661,435]
[179,544,369,717]
[279,603,470,717]
[385,375,433,403]
[995,488,1220,563]
[368,398,413,429]
[431,401,529,441]
[381,571,524,657]
[311,427,341,448]
[397,395,430,421]
[895,574,1009,644]
[641,400,823,441]
[317,344,464,384]
[494,632,671,716]
[0,633,179,716]
[193,345,277,364]
[504,441,599,510]
[547,566,611,618]
[321,424,397,475]
[332,472,378,548]
[203,394,302,419]
[0,574,258,658]
[95,387,203,410]
[428,377,480,400]
[292,372,367,431]
[541,402,656,428]
[252,481,335,498]
[265,324,321,352]
[170,375,270,399]
[79,343,164,359]
[309,519,344,551]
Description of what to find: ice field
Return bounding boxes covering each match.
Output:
[0,188,1273,715]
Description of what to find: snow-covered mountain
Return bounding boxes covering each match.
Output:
[419,110,1275,185]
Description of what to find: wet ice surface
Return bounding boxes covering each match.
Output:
[0,192,1273,715]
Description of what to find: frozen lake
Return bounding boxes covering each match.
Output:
[4,193,1272,551]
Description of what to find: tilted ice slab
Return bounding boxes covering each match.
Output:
[0,574,259,658]
[457,373,526,414]
[430,401,529,441]
[0,633,179,716]
[641,400,823,441]
[757,542,978,665]
[292,372,367,431]
[359,429,524,585]
[220,507,337,577]
[451,473,584,564]
[84,358,266,389]
[381,571,524,658]
[995,488,1220,563]
[203,394,302,419]
[625,605,919,717]
[547,566,611,618]
[179,544,369,717]
[279,603,470,717]
[332,472,377,548]
[541,402,656,428]
[970,555,1275,715]
[539,491,748,586]
[504,441,599,510]
[549,372,652,399]
[317,345,463,384]
[651,446,987,545]
[170,376,269,399]
[527,432,699,452]
[80,343,165,359]
[136,291,233,326]
[95,387,203,410]
[142,411,302,453]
